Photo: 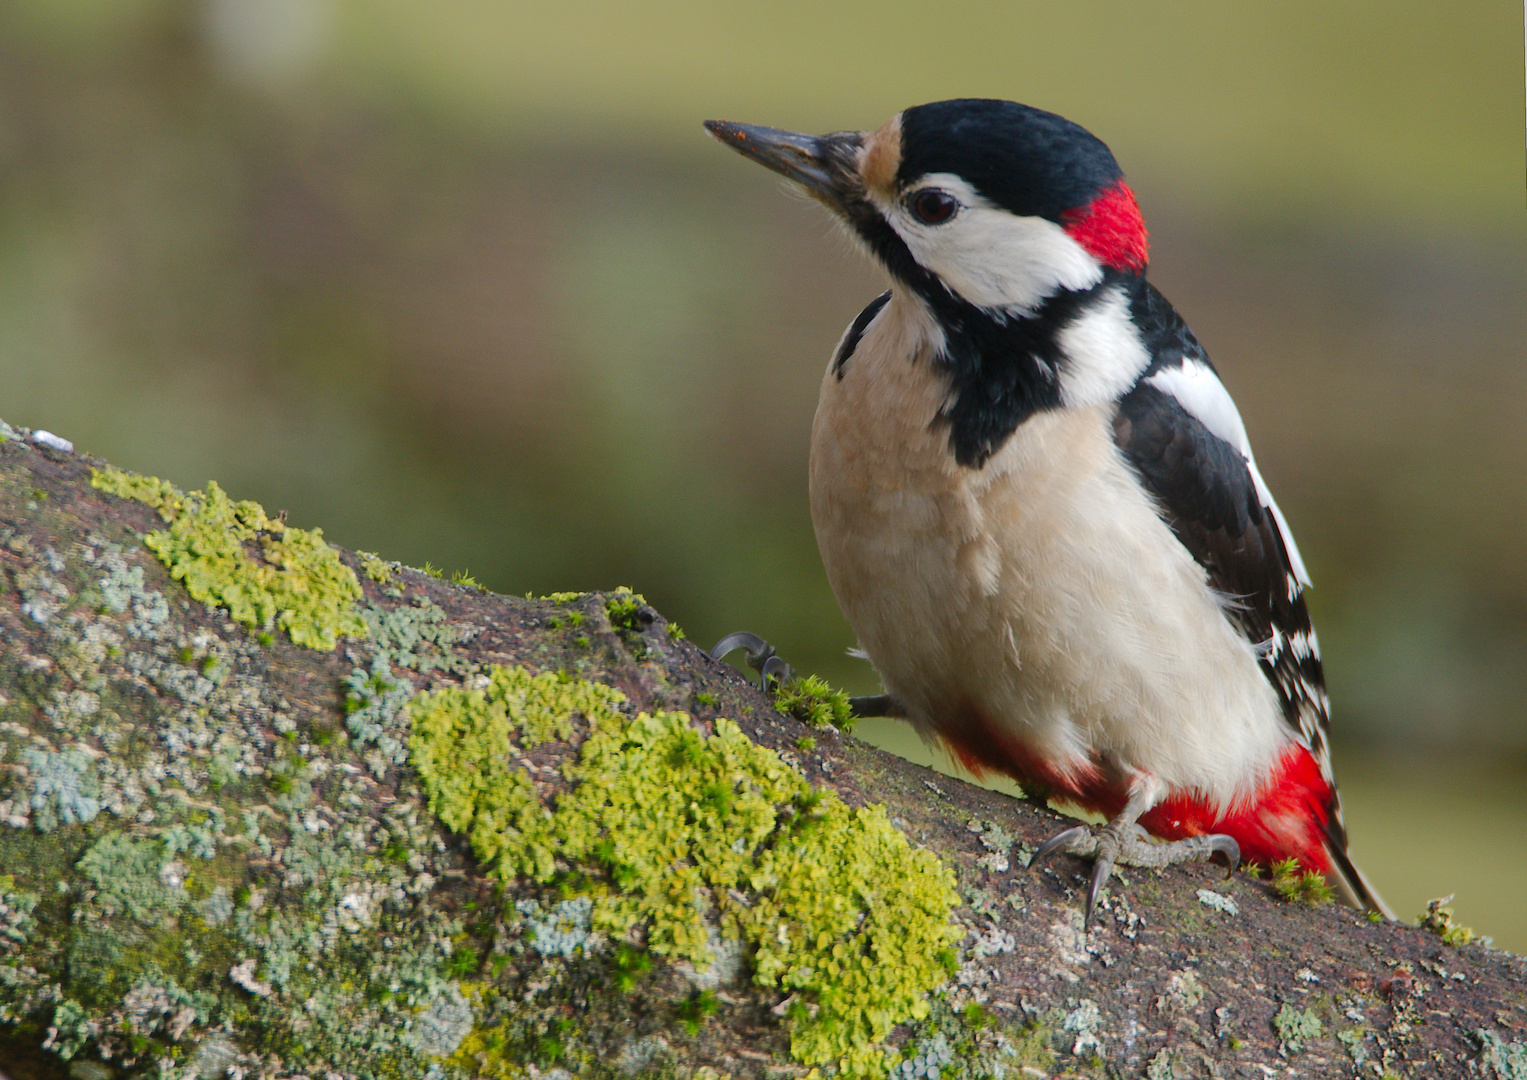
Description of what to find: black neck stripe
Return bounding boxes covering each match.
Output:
[849,206,1133,467]
[833,291,892,379]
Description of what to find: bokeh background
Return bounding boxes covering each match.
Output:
[1,1,1523,949]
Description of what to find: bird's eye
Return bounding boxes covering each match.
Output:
[910,189,958,225]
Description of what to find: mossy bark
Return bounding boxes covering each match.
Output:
[1,430,1525,1080]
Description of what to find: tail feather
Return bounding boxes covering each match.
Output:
[1323,830,1395,920]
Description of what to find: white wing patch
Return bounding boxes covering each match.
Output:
[1144,360,1311,587]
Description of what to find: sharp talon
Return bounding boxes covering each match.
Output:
[1208,834,1240,877]
[759,654,794,687]
[1086,858,1111,928]
[1083,828,1124,928]
[709,631,770,663]
[708,632,793,690]
[1032,825,1091,867]
[1034,788,1242,923]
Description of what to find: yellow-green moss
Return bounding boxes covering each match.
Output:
[407,665,961,1078]
[1419,894,1475,946]
[1270,857,1336,906]
[604,586,646,631]
[774,674,856,731]
[90,467,365,650]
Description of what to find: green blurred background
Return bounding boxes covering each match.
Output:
[1,2,1523,949]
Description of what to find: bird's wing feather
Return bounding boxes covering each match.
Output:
[1112,283,1340,827]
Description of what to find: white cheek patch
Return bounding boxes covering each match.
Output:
[1146,360,1312,587]
[875,173,1104,317]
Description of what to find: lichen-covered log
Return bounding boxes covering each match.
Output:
[0,421,1524,1080]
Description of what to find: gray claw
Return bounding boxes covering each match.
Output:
[709,631,770,663]
[1208,834,1240,877]
[1032,824,1092,866]
[759,655,793,684]
[1086,846,1116,928]
[1032,814,1241,926]
[709,631,794,689]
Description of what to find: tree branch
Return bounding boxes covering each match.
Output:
[0,426,1523,1080]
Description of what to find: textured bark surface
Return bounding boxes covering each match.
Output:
[1,427,1525,1080]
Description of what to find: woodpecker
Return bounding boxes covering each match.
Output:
[705,99,1391,922]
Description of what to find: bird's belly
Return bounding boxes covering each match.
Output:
[809,354,1288,815]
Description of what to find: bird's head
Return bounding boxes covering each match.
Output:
[705,99,1148,319]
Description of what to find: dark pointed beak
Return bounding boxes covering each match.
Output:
[704,120,862,212]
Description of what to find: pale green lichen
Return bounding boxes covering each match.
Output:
[96,549,171,637]
[1145,1047,1180,1080]
[361,596,460,671]
[20,746,102,831]
[1338,1026,1373,1069]
[341,656,415,776]
[0,876,39,951]
[1476,1029,1527,1079]
[1273,1003,1323,1054]
[76,833,185,927]
[408,665,962,1078]
[889,999,1057,1080]
[41,998,92,1060]
[90,466,365,650]
[518,896,596,959]
[1063,999,1103,1057]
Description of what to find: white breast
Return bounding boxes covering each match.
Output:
[809,287,1289,814]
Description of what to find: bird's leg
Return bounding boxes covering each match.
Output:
[846,694,904,718]
[1032,783,1239,927]
[708,634,906,718]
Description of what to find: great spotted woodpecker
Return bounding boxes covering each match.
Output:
[705,99,1391,923]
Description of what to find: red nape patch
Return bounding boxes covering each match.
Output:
[1063,181,1149,273]
[1138,744,1337,873]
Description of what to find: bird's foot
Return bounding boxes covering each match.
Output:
[709,631,794,690]
[1033,821,1239,927]
[708,634,904,718]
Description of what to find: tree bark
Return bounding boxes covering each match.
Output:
[0,426,1524,1080]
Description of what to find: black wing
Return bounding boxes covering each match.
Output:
[1113,283,1338,822]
